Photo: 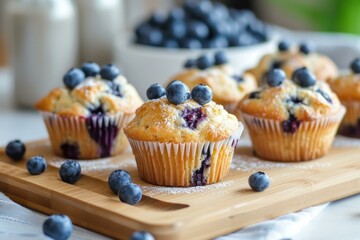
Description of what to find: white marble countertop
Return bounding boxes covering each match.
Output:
[1,68,360,239]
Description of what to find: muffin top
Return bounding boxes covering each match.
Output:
[327,58,360,101]
[125,81,239,142]
[247,41,338,84]
[35,63,143,116]
[169,51,257,105]
[238,68,341,123]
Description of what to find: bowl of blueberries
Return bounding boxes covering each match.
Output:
[115,0,277,99]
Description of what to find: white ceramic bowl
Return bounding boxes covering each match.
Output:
[115,35,277,99]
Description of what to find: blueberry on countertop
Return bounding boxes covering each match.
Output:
[278,40,290,52]
[292,67,316,88]
[118,183,142,205]
[63,68,85,89]
[184,59,197,69]
[146,83,166,100]
[166,80,191,105]
[191,84,212,105]
[130,231,155,240]
[196,54,215,70]
[214,50,229,65]
[350,58,360,74]
[266,69,286,87]
[299,42,314,55]
[108,169,132,194]
[80,62,100,77]
[5,140,26,161]
[100,64,121,81]
[43,214,73,240]
[27,156,47,175]
[248,171,270,192]
[59,160,81,184]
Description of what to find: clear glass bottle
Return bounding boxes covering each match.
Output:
[5,0,78,107]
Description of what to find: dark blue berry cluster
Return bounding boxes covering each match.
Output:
[63,62,121,89]
[108,169,142,205]
[147,81,213,106]
[184,50,229,70]
[276,40,315,55]
[134,1,269,49]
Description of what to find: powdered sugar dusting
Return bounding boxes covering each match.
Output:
[48,157,137,172]
[141,180,234,196]
[231,154,331,172]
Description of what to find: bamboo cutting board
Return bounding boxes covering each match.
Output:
[1,139,360,240]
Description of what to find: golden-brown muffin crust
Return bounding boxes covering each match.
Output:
[328,72,360,101]
[35,75,143,116]
[124,98,239,143]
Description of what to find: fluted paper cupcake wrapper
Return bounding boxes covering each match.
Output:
[241,106,346,162]
[41,111,134,159]
[338,101,360,138]
[127,123,244,187]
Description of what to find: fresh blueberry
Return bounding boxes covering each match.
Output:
[168,8,185,21]
[99,64,120,81]
[204,36,229,49]
[27,156,47,175]
[146,83,166,100]
[247,20,269,41]
[166,21,186,39]
[162,38,179,49]
[248,171,270,192]
[184,59,197,69]
[187,21,209,39]
[196,54,215,70]
[166,80,191,105]
[212,2,229,20]
[59,160,81,184]
[229,32,257,47]
[118,183,142,205]
[135,23,152,38]
[63,68,85,89]
[299,42,314,54]
[350,58,360,73]
[43,214,73,240]
[181,38,202,49]
[130,231,155,240]
[266,69,286,87]
[141,28,164,46]
[292,67,316,87]
[5,140,26,161]
[214,51,229,65]
[191,0,213,19]
[108,169,132,194]
[149,11,167,27]
[278,40,290,52]
[191,84,212,105]
[80,62,100,77]
[209,21,229,37]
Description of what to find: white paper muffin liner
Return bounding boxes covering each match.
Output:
[241,106,346,162]
[41,111,134,159]
[126,123,243,187]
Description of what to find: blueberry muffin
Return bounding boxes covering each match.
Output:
[237,68,345,162]
[35,62,143,159]
[168,51,257,113]
[328,58,360,138]
[247,41,338,84]
[124,81,243,187]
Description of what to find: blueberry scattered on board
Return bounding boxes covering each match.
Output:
[5,139,26,161]
[43,214,73,240]
[59,160,81,184]
[130,231,155,240]
[134,1,269,49]
[108,169,132,194]
[248,171,270,192]
[26,156,47,175]
[118,183,143,205]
